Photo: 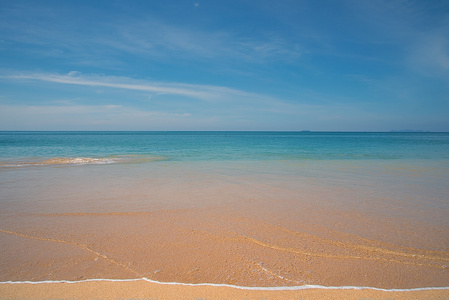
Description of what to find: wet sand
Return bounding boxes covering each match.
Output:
[1,161,448,298]
[1,205,448,288]
[1,279,449,300]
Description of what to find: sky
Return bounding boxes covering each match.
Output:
[0,0,448,131]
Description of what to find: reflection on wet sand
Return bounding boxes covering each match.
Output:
[1,204,448,289]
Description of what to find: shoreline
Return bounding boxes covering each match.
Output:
[2,277,449,291]
[2,135,449,297]
[1,279,448,300]
[2,200,448,289]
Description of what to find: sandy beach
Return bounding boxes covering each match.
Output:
[1,279,449,300]
[1,203,449,287]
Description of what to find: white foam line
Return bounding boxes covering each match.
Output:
[0,278,448,292]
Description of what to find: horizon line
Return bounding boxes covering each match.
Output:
[0,130,446,133]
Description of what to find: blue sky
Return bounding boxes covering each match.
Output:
[0,0,448,131]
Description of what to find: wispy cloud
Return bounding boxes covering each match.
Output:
[2,71,363,130]
[3,73,437,131]
[91,19,302,64]
[0,2,301,66]
[345,0,449,81]
[6,72,257,101]
[4,71,306,117]
[408,30,449,78]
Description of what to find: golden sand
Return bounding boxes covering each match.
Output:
[1,280,448,299]
[1,205,448,288]
[1,172,448,298]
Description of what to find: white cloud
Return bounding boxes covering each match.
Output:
[67,71,81,76]
[2,72,362,130]
[7,72,252,101]
[5,71,305,115]
[3,71,384,120]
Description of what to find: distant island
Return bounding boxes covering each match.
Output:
[389,129,429,133]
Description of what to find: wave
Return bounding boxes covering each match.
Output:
[0,155,166,168]
[40,157,115,165]
[0,277,448,291]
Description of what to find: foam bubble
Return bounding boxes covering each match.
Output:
[41,157,115,165]
[0,278,448,291]
[0,155,167,168]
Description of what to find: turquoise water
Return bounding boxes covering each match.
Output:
[1,131,449,164]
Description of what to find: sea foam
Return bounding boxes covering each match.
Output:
[0,278,448,292]
[0,155,166,168]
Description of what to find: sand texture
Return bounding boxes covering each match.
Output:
[1,280,449,300]
[1,206,448,288]
[1,161,448,298]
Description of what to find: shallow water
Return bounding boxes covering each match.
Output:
[1,132,448,288]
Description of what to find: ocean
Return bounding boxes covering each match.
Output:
[1,131,448,288]
[2,131,449,162]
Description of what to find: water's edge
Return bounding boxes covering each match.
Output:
[1,278,448,292]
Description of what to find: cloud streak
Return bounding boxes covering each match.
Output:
[0,3,301,66]
[3,71,363,130]
[6,72,257,101]
[4,71,305,117]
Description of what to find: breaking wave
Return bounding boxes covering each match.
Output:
[0,155,167,168]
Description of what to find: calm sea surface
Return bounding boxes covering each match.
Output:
[1,131,449,162]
